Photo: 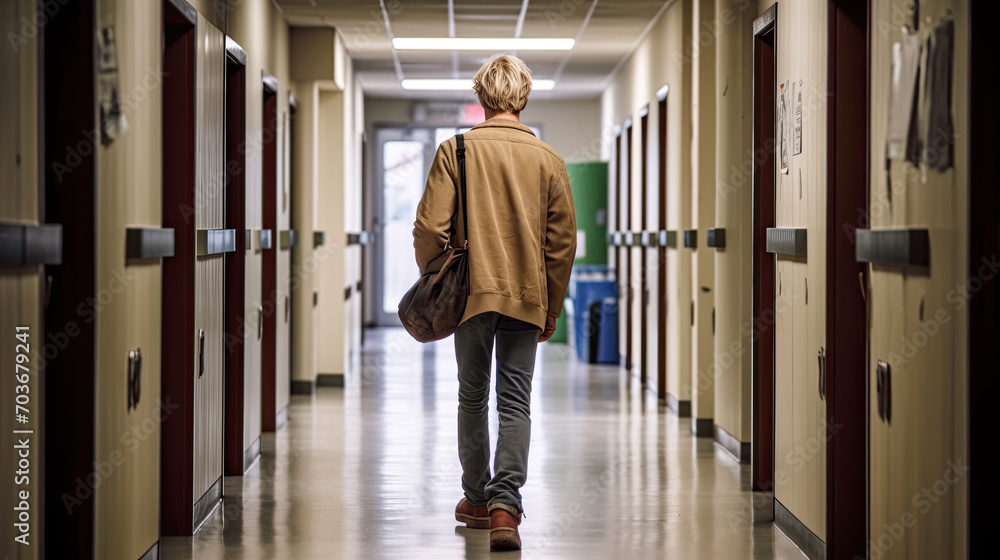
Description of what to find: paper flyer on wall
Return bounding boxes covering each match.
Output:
[778,80,789,174]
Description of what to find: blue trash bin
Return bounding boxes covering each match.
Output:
[570,278,617,363]
[596,298,619,364]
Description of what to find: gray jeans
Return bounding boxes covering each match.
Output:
[455,312,541,514]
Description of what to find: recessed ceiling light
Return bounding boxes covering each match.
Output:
[392,38,575,51]
[401,79,556,91]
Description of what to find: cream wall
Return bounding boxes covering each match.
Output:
[601,0,692,409]
[713,0,755,447]
[363,98,602,162]
[292,28,365,383]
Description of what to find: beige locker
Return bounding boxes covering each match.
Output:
[0,2,43,557]
[191,11,226,517]
[867,1,968,558]
[767,0,828,549]
[91,0,166,557]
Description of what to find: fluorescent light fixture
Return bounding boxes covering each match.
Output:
[401,79,555,91]
[393,37,575,51]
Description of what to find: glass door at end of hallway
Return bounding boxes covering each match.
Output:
[371,126,470,326]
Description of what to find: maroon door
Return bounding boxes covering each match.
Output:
[261,78,279,432]
[159,0,198,535]
[224,42,248,475]
[751,6,776,495]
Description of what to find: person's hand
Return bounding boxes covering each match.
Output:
[538,315,557,342]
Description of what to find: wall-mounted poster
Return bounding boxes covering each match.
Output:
[794,79,803,155]
[778,80,789,174]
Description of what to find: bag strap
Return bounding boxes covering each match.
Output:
[455,134,469,249]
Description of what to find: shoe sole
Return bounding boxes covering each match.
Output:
[455,512,490,529]
[490,527,521,550]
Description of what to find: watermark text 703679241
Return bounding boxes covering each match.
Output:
[13,325,34,546]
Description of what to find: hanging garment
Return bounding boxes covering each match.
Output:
[887,28,921,160]
[922,18,955,171]
[906,30,927,168]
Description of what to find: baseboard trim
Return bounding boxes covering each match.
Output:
[317,372,345,387]
[243,436,261,473]
[192,477,223,533]
[666,393,691,417]
[714,424,751,463]
[774,498,826,560]
[137,541,159,560]
[692,417,713,437]
[275,405,289,430]
[290,379,315,395]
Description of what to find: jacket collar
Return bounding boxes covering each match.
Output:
[471,118,536,136]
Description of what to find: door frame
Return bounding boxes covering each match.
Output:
[639,107,650,388]
[223,39,249,474]
[42,0,97,553]
[261,73,279,432]
[826,0,869,557]
[968,1,999,555]
[159,0,199,535]
[623,118,634,372]
[656,87,669,404]
[751,4,777,495]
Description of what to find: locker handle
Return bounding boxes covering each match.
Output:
[198,329,205,378]
[127,348,142,412]
[284,295,290,323]
[817,347,826,401]
[876,360,891,422]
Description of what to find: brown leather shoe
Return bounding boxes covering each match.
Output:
[455,498,490,529]
[489,508,522,550]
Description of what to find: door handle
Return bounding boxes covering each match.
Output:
[127,348,142,411]
[876,360,891,422]
[817,347,826,400]
[198,329,205,378]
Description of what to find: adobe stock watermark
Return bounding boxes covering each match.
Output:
[884,254,997,367]
[857,459,969,559]
[672,0,754,68]
[342,0,414,51]
[61,397,181,513]
[50,65,168,183]
[528,452,633,557]
[726,417,844,531]
[7,0,70,53]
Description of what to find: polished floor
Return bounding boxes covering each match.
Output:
[162,329,806,559]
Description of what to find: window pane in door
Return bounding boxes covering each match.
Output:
[382,141,425,313]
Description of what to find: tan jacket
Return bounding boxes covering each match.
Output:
[413,119,577,330]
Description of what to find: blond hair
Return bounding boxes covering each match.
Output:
[472,54,533,113]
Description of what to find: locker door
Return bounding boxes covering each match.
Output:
[262,77,279,431]
[160,3,229,534]
[1,1,46,557]
[867,1,967,558]
[191,11,227,528]
[223,39,260,475]
[765,1,827,554]
[92,0,168,557]
[276,97,293,426]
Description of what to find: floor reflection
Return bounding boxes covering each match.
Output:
[161,328,805,559]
